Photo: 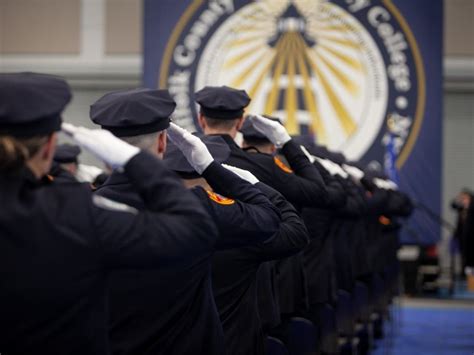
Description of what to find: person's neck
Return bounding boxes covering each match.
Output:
[204,128,236,138]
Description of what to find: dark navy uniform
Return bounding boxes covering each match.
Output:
[195,87,329,353]
[0,74,217,355]
[165,136,282,249]
[1,152,218,355]
[95,161,282,355]
[211,136,332,321]
[211,182,309,355]
[290,140,361,353]
[92,89,282,355]
[195,87,330,208]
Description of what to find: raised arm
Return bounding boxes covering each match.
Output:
[63,123,218,269]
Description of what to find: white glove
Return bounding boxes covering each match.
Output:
[222,164,259,185]
[373,178,387,189]
[316,157,336,175]
[62,123,140,170]
[331,163,349,179]
[300,145,316,163]
[386,180,398,190]
[314,157,348,178]
[373,178,398,190]
[315,157,338,176]
[76,164,103,183]
[247,115,291,148]
[167,123,213,174]
[342,164,364,181]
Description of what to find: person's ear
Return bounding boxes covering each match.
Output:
[236,116,245,130]
[157,131,167,157]
[198,114,206,131]
[42,133,57,162]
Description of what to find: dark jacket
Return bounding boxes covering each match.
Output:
[0,152,217,355]
[220,135,329,208]
[301,165,348,305]
[212,183,309,355]
[95,161,281,355]
[217,135,329,317]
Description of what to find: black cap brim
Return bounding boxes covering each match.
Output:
[101,119,170,137]
[0,114,62,137]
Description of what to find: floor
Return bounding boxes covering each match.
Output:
[373,284,474,355]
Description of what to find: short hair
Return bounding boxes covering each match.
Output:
[120,131,162,152]
[202,115,241,130]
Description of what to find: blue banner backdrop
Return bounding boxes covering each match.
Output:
[144,0,443,244]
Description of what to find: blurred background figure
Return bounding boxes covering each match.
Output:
[50,142,108,186]
[50,143,81,182]
[451,189,474,279]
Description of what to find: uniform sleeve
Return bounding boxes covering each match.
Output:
[245,182,310,261]
[265,140,330,208]
[92,151,218,269]
[336,179,367,217]
[199,162,282,249]
[312,163,347,208]
[280,140,325,183]
[385,190,414,217]
[365,187,390,215]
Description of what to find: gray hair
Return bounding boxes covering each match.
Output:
[120,131,162,152]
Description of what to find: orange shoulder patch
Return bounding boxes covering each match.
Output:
[379,216,391,225]
[274,156,293,173]
[206,190,235,205]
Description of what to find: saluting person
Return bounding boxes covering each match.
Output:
[90,88,282,355]
[193,86,314,355]
[0,73,217,355]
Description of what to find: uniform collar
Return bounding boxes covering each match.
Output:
[210,134,240,150]
[0,166,47,188]
[103,171,130,187]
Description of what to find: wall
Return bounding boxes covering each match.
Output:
[442,0,474,268]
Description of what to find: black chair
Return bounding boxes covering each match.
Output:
[336,289,355,337]
[336,289,359,354]
[267,336,289,355]
[287,317,318,355]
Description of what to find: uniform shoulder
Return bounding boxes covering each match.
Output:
[205,190,235,206]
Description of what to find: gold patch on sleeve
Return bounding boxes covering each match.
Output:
[273,156,293,173]
[206,190,235,205]
[379,216,391,225]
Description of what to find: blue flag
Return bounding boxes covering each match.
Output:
[384,132,400,185]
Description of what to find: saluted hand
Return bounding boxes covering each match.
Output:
[247,114,291,148]
[314,157,347,178]
[167,122,214,174]
[299,145,316,163]
[342,164,364,182]
[374,178,398,190]
[62,123,140,169]
[221,164,259,185]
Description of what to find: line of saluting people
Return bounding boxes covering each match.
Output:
[0,72,413,355]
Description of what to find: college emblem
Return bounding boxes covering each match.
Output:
[160,0,425,167]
